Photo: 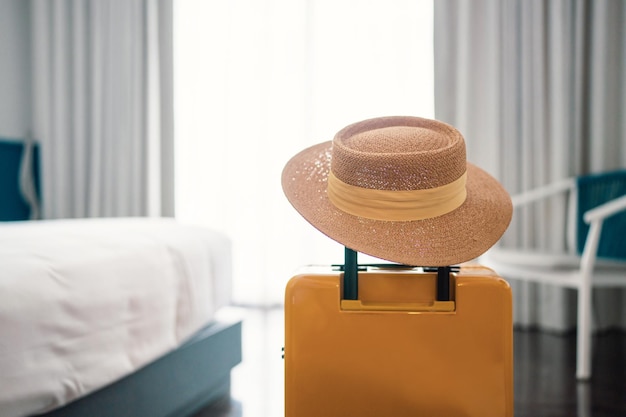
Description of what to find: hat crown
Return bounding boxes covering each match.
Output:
[345,126,449,153]
[331,116,467,191]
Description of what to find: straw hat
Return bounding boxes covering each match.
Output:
[281,116,512,266]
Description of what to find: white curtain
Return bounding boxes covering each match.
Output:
[174,0,435,305]
[434,0,626,331]
[30,0,174,219]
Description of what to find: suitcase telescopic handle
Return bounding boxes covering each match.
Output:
[343,247,359,300]
[341,247,455,302]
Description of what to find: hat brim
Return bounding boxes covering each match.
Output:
[281,141,513,266]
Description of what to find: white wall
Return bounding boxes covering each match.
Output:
[0,0,31,139]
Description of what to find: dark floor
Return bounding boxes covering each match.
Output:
[195,307,626,417]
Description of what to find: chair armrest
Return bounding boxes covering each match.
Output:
[583,194,626,223]
[511,178,576,207]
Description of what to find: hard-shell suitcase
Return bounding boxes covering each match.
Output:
[284,249,513,417]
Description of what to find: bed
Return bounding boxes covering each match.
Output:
[0,141,242,417]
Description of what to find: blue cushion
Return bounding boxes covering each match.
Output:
[0,139,41,221]
[576,170,626,260]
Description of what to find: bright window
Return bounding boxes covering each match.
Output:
[174,0,434,305]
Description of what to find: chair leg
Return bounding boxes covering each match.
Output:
[576,283,593,380]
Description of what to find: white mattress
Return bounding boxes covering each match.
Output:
[0,218,232,417]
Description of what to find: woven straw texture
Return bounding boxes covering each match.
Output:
[281,116,512,266]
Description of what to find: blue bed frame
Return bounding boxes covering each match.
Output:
[38,320,242,417]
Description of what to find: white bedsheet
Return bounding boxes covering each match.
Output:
[0,218,232,417]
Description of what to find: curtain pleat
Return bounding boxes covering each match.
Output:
[434,0,626,332]
[31,0,173,219]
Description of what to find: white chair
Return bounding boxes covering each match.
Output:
[481,170,626,380]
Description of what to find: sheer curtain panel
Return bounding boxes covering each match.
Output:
[174,0,435,305]
[434,0,626,331]
[31,0,174,219]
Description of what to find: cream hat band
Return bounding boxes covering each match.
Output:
[326,171,468,221]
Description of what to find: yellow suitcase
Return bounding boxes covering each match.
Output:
[284,249,513,417]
